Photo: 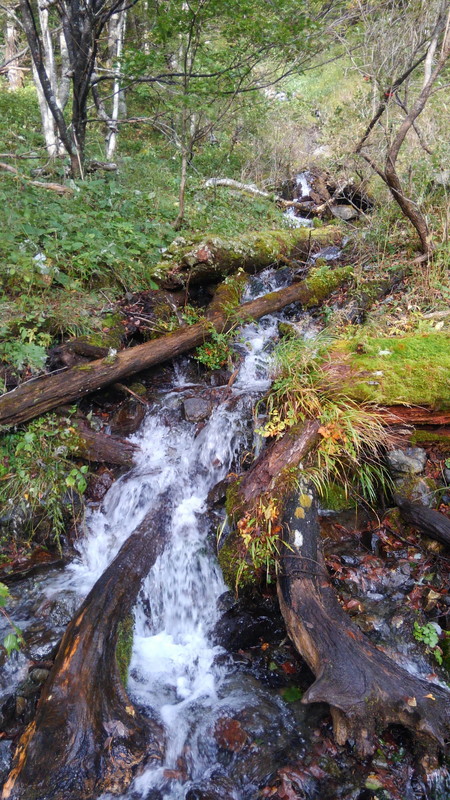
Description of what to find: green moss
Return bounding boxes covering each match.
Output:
[302,265,353,307]
[116,615,134,687]
[155,226,343,280]
[335,333,450,409]
[410,430,450,450]
[217,530,256,592]
[320,481,356,511]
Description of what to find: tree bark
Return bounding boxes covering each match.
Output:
[396,497,450,548]
[4,18,23,91]
[75,418,138,466]
[2,502,168,800]
[278,479,450,757]
[0,266,351,429]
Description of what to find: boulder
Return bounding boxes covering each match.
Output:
[330,203,359,221]
[386,446,427,475]
[183,397,212,423]
[394,475,439,508]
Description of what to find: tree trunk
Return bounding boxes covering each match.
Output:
[396,497,450,548]
[19,0,75,160]
[278,478,450,757]
[106,5,127,159]
[0,266,352,428]
[2,502,168,800]
[4,19,23,91]
[158,225,342,288]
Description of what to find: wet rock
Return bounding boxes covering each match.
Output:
[87,468,115,503]
[386,446,427,475]
[215,717,248,752]
[444,467,450,485]
[214,595,284,650]
[183,397,212,423]
[109,397,146,436]
[186,777,236,800]
[394,475,438,507]
[28,668,50,684]
[0,739,12,787]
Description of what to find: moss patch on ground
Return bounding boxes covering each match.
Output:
[335,333,450,409]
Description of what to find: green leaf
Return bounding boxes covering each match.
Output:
[281,685,302,703]
[3,632,20,657]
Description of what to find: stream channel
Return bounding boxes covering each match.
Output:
[1,191,449,799]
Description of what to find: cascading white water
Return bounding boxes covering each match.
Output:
[57,269,294,799]
[284,171,313,228]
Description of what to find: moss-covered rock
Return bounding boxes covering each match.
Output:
[319,481,356,512]
[334,333,450,409]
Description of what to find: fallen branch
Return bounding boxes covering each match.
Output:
[0,161,73,195]
[75,418,138,466]
[0,266,352,428]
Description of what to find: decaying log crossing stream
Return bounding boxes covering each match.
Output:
[0,265,351,428]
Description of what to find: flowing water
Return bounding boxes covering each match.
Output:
[1,266,450,799]
[66,269,300,799]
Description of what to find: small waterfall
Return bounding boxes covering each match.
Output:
[284,171,313,228]
[50,269,295,799]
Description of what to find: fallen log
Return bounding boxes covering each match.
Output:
[2,500,169,800]
[0,265,352,429]
[238,420,321,505]
[381,407,450,427]
[278,477,450,757]
[156,226,342,289]
[74,418,138,467]
[396,497,450,548]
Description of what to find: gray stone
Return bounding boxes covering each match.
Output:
[444,468,450,485]
[386,446,427,475]
[183,397,212,423]
[330,203,359,221]
[394,476,438,507]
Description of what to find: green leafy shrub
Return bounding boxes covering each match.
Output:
[0,582,23,657]
[0,414,89,547]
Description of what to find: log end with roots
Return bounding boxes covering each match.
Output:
[2,504,168,800]
[278,478,450,759]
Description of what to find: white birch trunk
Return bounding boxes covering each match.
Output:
[106,7,127,159]
[5,19,23,91]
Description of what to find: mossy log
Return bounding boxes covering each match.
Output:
[156,226,342,289]
[2,502,168,800]
[278,478,450,757]
[0,267,352,429]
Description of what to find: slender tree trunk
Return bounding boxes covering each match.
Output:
[19,0,75,160]
[4,19,23,90]
[174,148,188,230]
[106,6,127,160]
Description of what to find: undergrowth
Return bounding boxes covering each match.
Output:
[0,413,88,549]
[230,334,393,590]
[258,334,392,504]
